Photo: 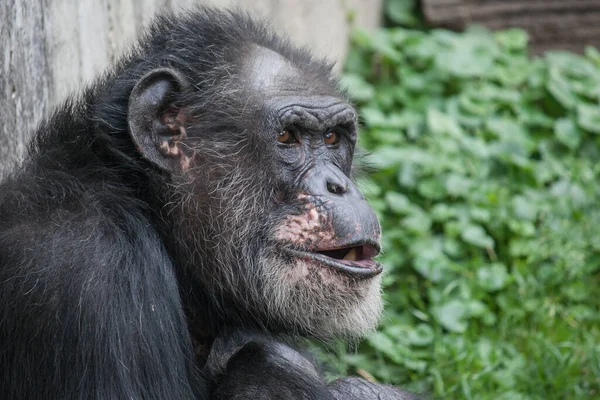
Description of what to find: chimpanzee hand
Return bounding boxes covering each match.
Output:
[205,328,422,400]
[204,327,333,399]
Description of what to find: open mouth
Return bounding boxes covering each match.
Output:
[284,242,383,278]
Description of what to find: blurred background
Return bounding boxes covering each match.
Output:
[2,0,600,398]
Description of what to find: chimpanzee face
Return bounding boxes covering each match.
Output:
[128,44,383,340]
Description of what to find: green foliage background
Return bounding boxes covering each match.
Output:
[326,2,600,398]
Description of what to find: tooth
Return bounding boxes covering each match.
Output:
[343,248,357,261]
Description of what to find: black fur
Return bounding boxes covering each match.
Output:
[0,7,419,399]
[205,329,420,400]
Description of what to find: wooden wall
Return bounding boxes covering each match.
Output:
[422,0,600,54]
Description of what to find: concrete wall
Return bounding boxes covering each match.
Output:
[0,0,382,176]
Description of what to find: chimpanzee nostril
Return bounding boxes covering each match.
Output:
[326,180,348,195]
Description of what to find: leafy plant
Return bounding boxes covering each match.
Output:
[330,7,600,400]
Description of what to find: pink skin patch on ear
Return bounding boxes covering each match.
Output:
[157,126,194,171]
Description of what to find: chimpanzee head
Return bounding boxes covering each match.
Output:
[125,9,383,341]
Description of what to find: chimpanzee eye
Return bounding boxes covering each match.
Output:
[323,131,339,146]
[277,130,298,144]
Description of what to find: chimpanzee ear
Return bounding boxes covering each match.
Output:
[128,68,191,172]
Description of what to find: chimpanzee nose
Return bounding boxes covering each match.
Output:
[301,163,363,201]
[326,179,348,195]
[320,164,359,199]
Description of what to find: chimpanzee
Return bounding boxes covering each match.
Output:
[0,7,420,400]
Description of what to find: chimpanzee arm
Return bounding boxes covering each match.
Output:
[205,328,335,399]
[328,377,423,400]
[205,328,422,400]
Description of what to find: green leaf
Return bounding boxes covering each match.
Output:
[435,29,498,78]
[430,203,459,222]
[512,195,537,221]
[508,220,536,237]
[461,225,495,248]
[470,207,491,223]
[361,108,387,127]
[586,46,600,66]
[486,118,534,153]
[385,192,412,214]
[477,263,509,292]
[371,31,402,62]
[577,103,600,134]
[445,174,472,197]
[407,324,435,346]
[339,74,374,102]
[547,67,578,109]
[427,108,463,137]
[546,51,598,79]
[385,0,418,26]
[413,248,451,282]
[554,118,582,149]
[350,28,374,48]
[494,29,528,52]
[434,300,468,333]
[417,178,446,200]
[398,162,417,188]
[402,211,432,234]
[367,147,433,169]
[367,332,403,364]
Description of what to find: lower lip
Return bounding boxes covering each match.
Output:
[283,249,383,279]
